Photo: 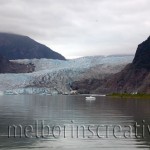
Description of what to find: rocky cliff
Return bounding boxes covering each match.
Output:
[133,36,150,70]
[71,36,150,94]
[0,55,34,73]
[106,36,150,93]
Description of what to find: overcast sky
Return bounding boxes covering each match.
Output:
[0,0,150,58]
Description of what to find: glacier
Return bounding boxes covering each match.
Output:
[0,55,134,95]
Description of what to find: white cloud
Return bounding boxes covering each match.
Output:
[0,0,150,58]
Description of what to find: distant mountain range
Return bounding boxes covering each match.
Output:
[0,33,65,60]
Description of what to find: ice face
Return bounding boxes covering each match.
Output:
[1,55,133,95]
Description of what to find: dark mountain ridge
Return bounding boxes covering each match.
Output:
[133,36,150,70]
[71,36,150,94]
[0,33,65,60]
[105,36,150,93]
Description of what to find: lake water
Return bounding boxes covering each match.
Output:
[0,95,150,149]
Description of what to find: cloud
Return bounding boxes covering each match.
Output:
[0,0,150,58]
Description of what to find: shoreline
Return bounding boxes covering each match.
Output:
[106,93,150,99]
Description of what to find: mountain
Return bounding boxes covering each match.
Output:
[71,36,150,94]
[133,36,150,70]
[0,33,65,60]
[105,36,150,93]
[0,55,34,73]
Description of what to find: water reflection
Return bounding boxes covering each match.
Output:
[0,95,150,149]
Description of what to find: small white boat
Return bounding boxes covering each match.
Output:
[85,95,96,101]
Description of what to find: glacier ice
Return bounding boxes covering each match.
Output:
[0,55,134,95]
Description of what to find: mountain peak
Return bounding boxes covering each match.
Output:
[132,36,150,70]
[0,33,65,60]
[147,35,150,40]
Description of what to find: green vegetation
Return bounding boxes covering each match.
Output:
[107,93,150,99]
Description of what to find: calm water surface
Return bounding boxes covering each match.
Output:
[0,95,150,149]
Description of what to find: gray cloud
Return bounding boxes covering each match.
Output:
[0,0,150,58]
